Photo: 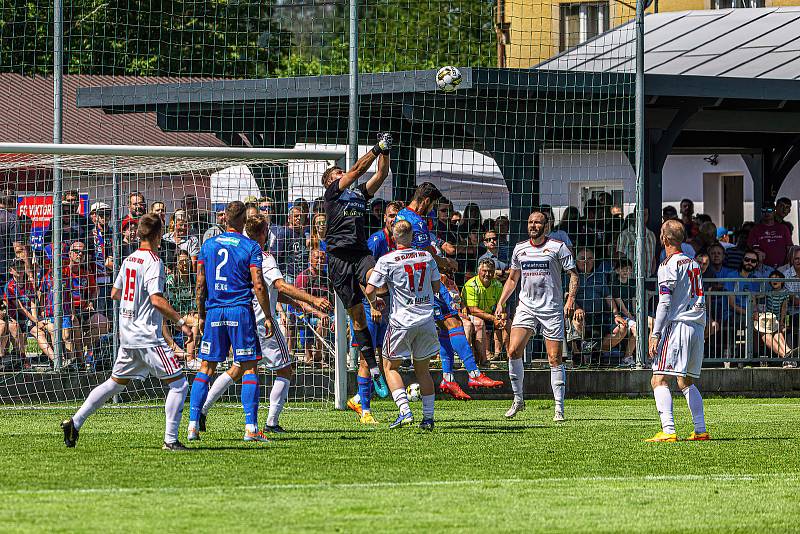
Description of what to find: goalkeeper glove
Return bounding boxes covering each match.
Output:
[371,132,393,156]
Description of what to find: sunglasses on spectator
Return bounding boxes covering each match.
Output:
[762,208,775,213]
[70,249,85,255]
[484,236,498,242]
[743,257,758,263]
[259,205,272,212]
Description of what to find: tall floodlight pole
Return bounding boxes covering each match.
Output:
[52,0,65,371]
[634,0,648,367]
[334,0,360,410]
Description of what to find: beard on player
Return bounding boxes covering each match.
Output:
[528,222,546,240]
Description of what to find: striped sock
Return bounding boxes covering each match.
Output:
[188,372,210,426]
[241,373,259,432]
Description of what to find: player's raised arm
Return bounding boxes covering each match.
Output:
[364,148,391,196]
[338,133,392,192]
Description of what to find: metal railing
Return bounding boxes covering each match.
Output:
[646,277,799,365]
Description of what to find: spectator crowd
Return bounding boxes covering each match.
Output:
[0,186,798,372]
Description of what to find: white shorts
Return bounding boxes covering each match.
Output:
[112,342,183,381]
[653,321,705,379]
[257,316,293,371]
[511,305,564,341]
[383,322,439,361]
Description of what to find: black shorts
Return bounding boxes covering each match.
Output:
[327,250,376,309]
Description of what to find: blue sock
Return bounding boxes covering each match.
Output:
[439,329,455,375]
[241,373,260,427]
[448,326,479,373]
[189,372,210,423]
[357,375,372,412]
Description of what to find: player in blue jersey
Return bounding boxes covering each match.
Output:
[322,133,393,417]
[187,201,274,443]
[396,183,504,399]
[347,200,403,422]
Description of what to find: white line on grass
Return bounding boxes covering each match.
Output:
[5,473,798,497]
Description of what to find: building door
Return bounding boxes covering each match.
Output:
[703,174,743,231]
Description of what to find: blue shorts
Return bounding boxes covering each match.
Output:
[199,306,261,362]
[433,285,458,322]
[362,297,389,349]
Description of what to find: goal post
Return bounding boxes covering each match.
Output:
[0,143,349,409]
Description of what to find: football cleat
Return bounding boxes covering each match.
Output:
[389,412,414,429]
[467,373,504,389]
[419,418,435,431]
[439,379,472,401]
[346,397,363,417]
[61,418,79,448]
[198,413,207,432]
[373,374,390,398]
[162,440,190,451]
[359,411,380,425]
[645,431,678,442]
[187,427,200,441]
[243,430,271,443]
[504,399,526,419]
[262,424,287,434]
[685,431,711,441]
[553,411,565,423]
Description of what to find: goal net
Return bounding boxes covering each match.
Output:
[0,145,345,408]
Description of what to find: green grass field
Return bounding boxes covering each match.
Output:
[1,397,799,533]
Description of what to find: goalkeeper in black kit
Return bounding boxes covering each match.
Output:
[322,133,392,410]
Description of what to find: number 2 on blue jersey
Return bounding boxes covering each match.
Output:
[216,249,229,282]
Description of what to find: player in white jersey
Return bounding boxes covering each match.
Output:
[61,213,195,451]
[196,214,332,434]
[646,219,710,442]
[494,212,579,422]
[364,220,440,431]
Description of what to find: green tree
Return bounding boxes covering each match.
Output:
[0,0,292,77]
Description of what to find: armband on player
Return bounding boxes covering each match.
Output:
[177,318,186,327]
[649,332,661,340]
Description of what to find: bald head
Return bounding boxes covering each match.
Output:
[527,211,548,240]
[661,219,686,247]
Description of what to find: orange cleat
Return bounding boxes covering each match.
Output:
[685,431,711,441]
[467,373,504,389]
[346,396,363,417]
[439,380,472,400]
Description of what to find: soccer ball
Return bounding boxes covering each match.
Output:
[436,66,462,93]
[406,383,421,402]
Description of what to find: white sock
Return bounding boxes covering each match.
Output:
[422,394,435,420]
[509,358,525,402]
[682,384,706,433]
[201,372,234,415]
[370,367,381,378]
[164,378,188,444]
[245,424,257,433]
[550,364,566,414]
[73,379,126,429]
[391,388,411,415]
[350,393,361,403]
[468,369,481,379]
[267,377,290,427]
[443,372,455,383]
[653,385,675,434]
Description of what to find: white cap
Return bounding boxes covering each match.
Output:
[90,202,111,212]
